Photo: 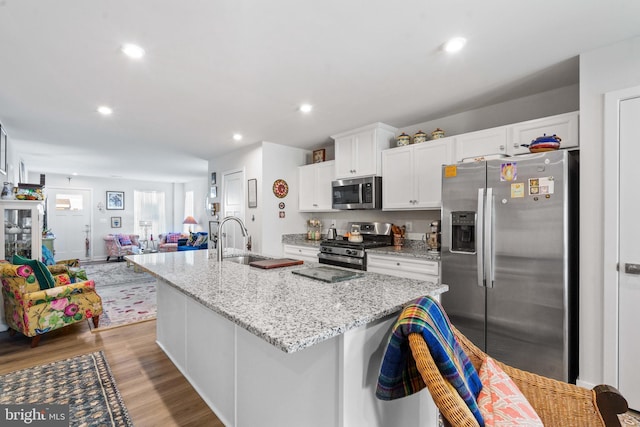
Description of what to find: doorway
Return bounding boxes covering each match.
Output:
[604,85,640,410]
[46,188,92,261]
[221,169,246,250]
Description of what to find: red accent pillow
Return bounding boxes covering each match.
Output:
[477,357,543,426]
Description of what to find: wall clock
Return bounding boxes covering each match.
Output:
[272,179,289,198]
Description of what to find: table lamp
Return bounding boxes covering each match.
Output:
[183,215,198,232]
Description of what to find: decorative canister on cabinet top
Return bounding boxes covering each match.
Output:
[413,130,428,144]
[396,133,411,146]
[431,128,445,139]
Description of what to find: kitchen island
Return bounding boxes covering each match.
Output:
[127,250,447,427]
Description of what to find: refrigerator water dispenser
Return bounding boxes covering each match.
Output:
[450,211,476,253]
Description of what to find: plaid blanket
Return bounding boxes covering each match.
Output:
[376,296,484,426]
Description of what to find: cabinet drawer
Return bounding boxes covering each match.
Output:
[367,254,439,281]
[283,244,319,263]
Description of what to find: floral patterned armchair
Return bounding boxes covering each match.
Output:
[1,263,103,347]
[103,234,140,261]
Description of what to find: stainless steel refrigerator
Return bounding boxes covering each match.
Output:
[440,150,578,383]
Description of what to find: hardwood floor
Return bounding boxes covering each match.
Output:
[0,320,224,427]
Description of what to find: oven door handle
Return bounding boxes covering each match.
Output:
[318,252,364,266]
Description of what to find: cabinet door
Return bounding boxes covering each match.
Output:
[414,140,453,209]
[510,111,579,152]
[335,136,355,178]
[353,130,377,177]
[298,164,317,211]
[455,127,508,161]
[382,146,415,209]
[315,161,336,210]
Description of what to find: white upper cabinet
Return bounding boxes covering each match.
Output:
[455,127,509,161]
[298,160,337,212]
[333,123,397,179]
[382,137,454,210]
[510,111,579,151]
[454,111,579,162]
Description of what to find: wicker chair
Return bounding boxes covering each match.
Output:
[408,327,628,427]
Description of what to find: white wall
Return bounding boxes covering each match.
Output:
[208,143,264,252]
[578,36,640,387]
[208,142,310,257]
[30,171,184,260]
[261,142,309,257]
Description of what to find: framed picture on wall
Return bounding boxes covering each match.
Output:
[248,178,257,208]
[106,191,125,210]
[313,148,326,163]
[111,217,122,228]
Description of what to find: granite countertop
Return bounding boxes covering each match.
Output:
[282,233,441,260]
[127,250,447,354]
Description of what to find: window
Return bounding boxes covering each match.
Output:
[134,190,166,241]
[55,194,84,211]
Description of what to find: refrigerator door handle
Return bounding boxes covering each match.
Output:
[485,187,494,288]
[477,188,485,287]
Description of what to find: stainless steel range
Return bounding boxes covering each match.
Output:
[318,222,393,271]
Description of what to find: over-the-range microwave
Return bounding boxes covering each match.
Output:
[331,176,382,210]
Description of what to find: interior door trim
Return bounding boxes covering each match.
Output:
[602,85,640,387]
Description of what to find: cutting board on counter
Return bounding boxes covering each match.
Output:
[292,266,363,283]
[249,258,304,269]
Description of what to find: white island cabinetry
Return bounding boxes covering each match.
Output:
[135,250,446,427]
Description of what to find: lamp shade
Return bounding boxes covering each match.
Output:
[183,216,198,225]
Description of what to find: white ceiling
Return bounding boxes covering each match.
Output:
[1,1,639,183]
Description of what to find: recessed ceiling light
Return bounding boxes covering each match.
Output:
[443,37,467,53]
[97,106,113,115]
[121,43,145,59]
[299,104,313,113]
[233,133,243,141]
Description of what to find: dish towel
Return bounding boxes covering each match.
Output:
[376,295,484,426]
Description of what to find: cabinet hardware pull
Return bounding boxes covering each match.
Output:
[625,263,640,275]
[499,145,505,150]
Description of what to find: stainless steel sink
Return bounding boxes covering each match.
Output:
[223,255,271,265]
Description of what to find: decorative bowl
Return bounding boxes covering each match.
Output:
[522,134,561,152]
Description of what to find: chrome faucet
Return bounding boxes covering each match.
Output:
[217,216,249,261]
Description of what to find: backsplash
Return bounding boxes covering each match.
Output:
[303,210,440,241]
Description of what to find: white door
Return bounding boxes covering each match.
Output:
[46,188,92,261]
[618,95,640,410]
[222,170,245,251]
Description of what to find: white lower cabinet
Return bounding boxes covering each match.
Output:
[367,253,439,282]
[283,244,319,263]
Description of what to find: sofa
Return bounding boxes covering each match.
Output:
[104,234,140,261]
[158,232,208,252]
[1,261,103,347]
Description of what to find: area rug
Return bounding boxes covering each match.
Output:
[83,262,157,331]
[0,351,133,427]
[621,411,640,426]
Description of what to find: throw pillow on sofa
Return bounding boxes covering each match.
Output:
[166,233,181,243]
[12,254,56,290]
[118,234,132,246]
